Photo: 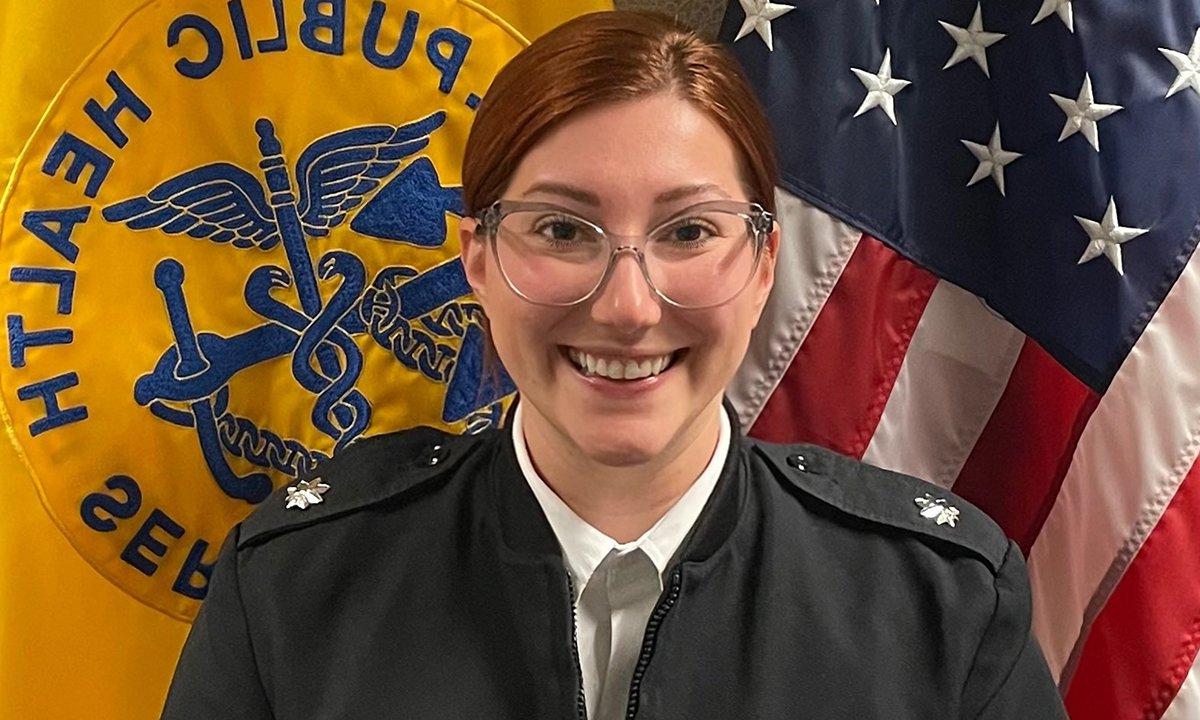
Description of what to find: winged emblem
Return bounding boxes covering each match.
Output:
[102,112,446,251]
[95,114,454,503]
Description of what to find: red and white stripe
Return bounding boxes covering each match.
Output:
[1164,652,1200,720]
[731,187,1200,718]
[862,279,1023,490]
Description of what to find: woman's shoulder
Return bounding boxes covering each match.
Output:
[748,439,1062,716]
[235,426,494,550]
[746,438,1012,576]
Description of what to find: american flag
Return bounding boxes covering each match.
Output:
[718,0,1200,717]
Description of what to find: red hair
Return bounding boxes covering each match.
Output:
[461,10,778,216]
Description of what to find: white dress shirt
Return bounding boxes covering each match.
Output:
[512,402,731,720]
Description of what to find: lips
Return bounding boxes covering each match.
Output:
[564,347,682,381]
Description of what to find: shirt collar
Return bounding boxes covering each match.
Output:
[512,401,731,595]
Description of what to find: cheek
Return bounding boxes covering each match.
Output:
[486,304,568,380]
[684,311,754,377]
[488,309,533,366]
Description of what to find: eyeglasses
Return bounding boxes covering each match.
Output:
[474,199,773,309]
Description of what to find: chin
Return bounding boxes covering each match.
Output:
[570,427,669,468]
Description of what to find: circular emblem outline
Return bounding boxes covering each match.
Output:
[0,0,524,619]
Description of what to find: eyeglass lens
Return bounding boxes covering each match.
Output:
[492,208,760,307]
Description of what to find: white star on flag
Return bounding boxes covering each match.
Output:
[1159,28,1200,99]
[1050,73,1123,152]
[735,0,795,52]
[851,49,911,125]
[1032,0,1074,33]
[1074,197,1149,276]
[939,4,1006,77]
[961,123,1022,196]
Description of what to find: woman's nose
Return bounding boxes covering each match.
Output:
[589,250,663,330]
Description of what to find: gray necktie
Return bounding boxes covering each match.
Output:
[585,549,662,720]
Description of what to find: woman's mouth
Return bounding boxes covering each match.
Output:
[563,347,685,381]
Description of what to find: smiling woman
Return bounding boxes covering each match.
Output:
[460,90,779,538]
[160,10,1068,720]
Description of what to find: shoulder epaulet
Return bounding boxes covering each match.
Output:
[237,426,487,549]
[751,441,1009,573]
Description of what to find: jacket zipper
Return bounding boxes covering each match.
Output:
[566,573,587,720]
[624,567,683,720]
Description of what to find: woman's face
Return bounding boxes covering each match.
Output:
[460,92,778,468]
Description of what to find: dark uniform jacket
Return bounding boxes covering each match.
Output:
[161,407,1068,719]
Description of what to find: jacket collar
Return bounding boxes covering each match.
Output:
[489,396,747,567]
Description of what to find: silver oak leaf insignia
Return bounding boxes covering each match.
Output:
[285,479,330,510]
[914,493,960,527]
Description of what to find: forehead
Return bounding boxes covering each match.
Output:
[506,93,746,209]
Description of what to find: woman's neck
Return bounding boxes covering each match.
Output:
[518,399,724,543]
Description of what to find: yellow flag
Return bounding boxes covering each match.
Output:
[0,1,610,717]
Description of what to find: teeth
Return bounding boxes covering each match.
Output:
[567,349,676,380]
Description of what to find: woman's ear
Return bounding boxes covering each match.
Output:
[459,216,488,302]
[752,222,781,311]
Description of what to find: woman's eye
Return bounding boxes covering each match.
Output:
[674,224,705,243]
[668,221,716,244]
[549,221,578,240]
[534,217,583,242]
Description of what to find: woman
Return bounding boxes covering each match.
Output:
[161,10,1067,719]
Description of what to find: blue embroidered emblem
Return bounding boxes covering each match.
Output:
[0,0,530,617]
[103,116,513,504]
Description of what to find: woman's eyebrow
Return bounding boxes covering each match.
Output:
[522,182,600,206]
[520,182,731,206]
[654,183,730,204]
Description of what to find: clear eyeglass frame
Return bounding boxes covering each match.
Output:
[473,198,775,310]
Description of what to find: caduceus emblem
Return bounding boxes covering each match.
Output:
[103,112,511,504]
